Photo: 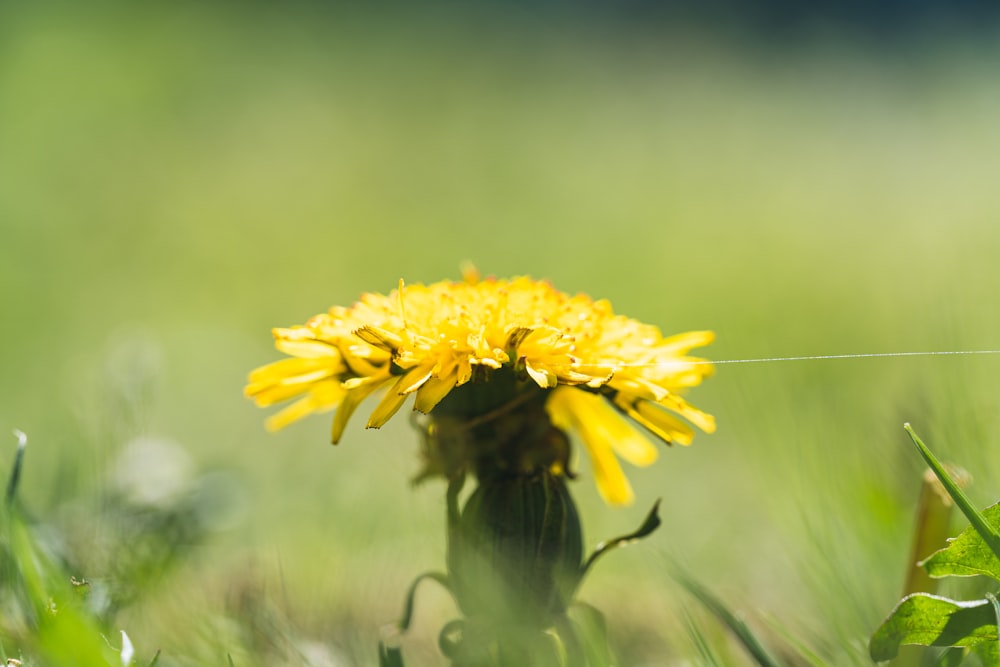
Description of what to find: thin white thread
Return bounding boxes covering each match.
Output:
[610,350,1000,368]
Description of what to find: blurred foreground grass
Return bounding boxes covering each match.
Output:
[2,3,1000,664]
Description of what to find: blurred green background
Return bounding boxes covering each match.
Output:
[2,2,1000,664]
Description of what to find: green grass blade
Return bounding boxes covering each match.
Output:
[5,430,27,506]
[681,609,724,667]
[759,612,832,667]
[904,424,1000,561]
[670,565,786,667]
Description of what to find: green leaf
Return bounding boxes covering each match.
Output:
[972,639,999,665]
[904,425,1000,563]
[869,593,998,661]
[680,609,724,667]
[921,502,1000,582]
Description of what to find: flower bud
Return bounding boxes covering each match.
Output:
[447,471,583,625]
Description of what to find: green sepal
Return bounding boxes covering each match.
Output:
[921,502,1000,582]
[396,571,452,632]
[869,593,998,661]
[578,499,661,582]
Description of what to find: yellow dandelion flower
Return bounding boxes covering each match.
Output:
[245,274,715,505]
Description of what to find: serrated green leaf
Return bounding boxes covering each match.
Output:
[905,425,1000,563]
[869,593,998,661]
[922,502,1000,582]
[972,639,999,665]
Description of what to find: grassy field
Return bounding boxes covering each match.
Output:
[2,4,1000,665]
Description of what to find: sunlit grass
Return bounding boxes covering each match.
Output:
[2,3,1000,664]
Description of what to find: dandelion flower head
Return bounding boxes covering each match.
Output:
[245,272,715,505]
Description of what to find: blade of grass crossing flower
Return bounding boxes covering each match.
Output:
[670,565,786,667]
[904,424,1000,560]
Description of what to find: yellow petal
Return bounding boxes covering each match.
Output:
[396,365,434,395]
[265,380,345,431]
[588,438,634,506]
[265,396,316,432]
[619,398,695,446]
[245,365,339,406]
[414,375,457,413]
[247,381,311,407]
[524,361,558,389]
[354,325,404,352]
[562,390,658,466]
[607,376,669,402]
[367,378,410,429]
[547,388,636,506]
[332,379,387,443]
[247,357,336,384]
[659,395,717,434]
[656,330,715,354]
[275,339,339,359]
[271,326,318,341]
